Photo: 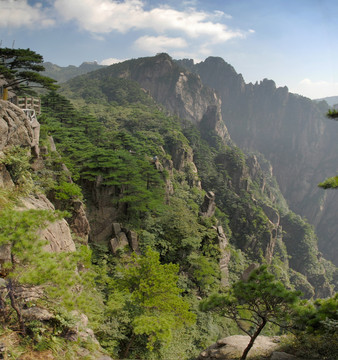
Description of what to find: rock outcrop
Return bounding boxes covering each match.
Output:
[110,222,140,254]
[197,335,281,360]
[186,57,338,266]
[19,194,76,253]
[0,99,35,151]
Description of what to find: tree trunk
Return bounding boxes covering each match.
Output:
[122,332,135,359]
[7,280,25,334]
[240,318,267,360]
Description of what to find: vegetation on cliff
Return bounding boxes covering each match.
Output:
[0,51,337,359]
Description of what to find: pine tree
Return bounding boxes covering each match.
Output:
[201,265,301,360]
[111,248,196,357]
[0,48,57,95]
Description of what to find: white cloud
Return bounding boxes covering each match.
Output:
[53,0,245,43]
[134,35,187,53]
[100,57,125,65]
[291,78,338,99]
[0,0,55,28]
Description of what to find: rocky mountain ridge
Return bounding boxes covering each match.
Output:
[177,56,337,266]
[58,53,336,298]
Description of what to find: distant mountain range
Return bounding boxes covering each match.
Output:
[42,61,105,83]
[315,95,338,107]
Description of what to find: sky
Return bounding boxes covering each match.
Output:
[1,0,338,99]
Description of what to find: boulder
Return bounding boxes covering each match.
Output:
[19,194,76,252]
[198,335,281,360]
[110,232,129,254]
[22,307,54,321]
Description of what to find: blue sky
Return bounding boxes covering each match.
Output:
[1,0,338,99]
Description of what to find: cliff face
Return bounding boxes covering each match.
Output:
[187,57,338,266]
[90,54,231,144]
[0,100,87,253]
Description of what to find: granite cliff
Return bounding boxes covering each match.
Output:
[177,56,338,266]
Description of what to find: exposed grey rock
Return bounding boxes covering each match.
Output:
[200,191,216,217]
[110,232,129,254]
[0,99,34,151]
[127,230,140,253]
[19,194,76,252]
[241,263,260,282]
[0,163,14,188]
[67,311,99,345]
[0,244,11,266]
[217,226,231,287]
[22,307,54,321]
[112,222,122,237]
[68,200,90,243]
[198,335,281,360]
[15,285,44,302]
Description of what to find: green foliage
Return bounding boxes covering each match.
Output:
[294,294,338,334]
[0,47,57,95]
[106,248,195,357]
[318,110,338,189]
[187,253,220,295]
[40,91,171,220]
[318,175,338,189]
[0,145,33,192]
[0,207,104,333]
[281,212,325,280]
[201,265,301,360]
[283,294,338,359]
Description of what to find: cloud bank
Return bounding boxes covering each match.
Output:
[1,0,245,43]
[0,0,54,28]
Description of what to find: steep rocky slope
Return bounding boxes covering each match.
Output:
[177,56,338,266]
[0,100,112,359]
[57,54,336,297]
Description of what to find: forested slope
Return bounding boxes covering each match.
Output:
[0,52,336,359]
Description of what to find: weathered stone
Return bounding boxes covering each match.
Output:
[0,163,14,188]
[200,191,216,217]
[0,244,11,265]
[68,311,100,345]
[18,194,76,252]
[68,200,90,243]
[112,222,122,237]
[241,263,260,282]
[0,100,34,151]
[198,335,281,360]
[127,230,140,253]
[22,307,54,321]
[217,226,231,287]
[110,232,129,254]
[15,285,44,302]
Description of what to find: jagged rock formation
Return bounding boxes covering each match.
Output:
[84,53,230,145]
[0,99,36,152]
[109,222,140,254]
[58,53,335,297]
[180,56,338,266]
[217,226,231,287]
